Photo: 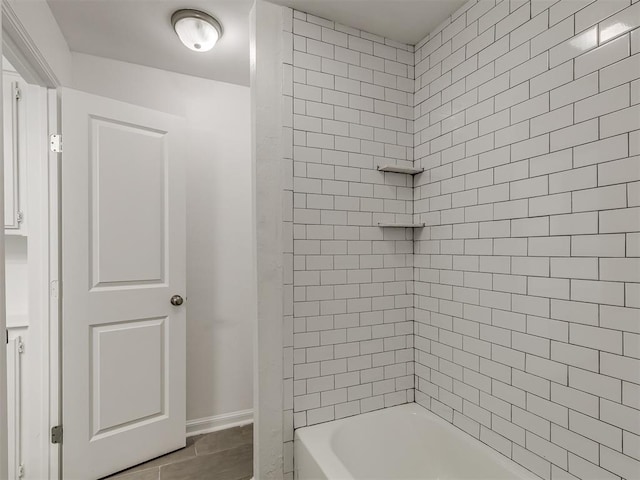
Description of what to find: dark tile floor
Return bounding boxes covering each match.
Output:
[104,424,253,480]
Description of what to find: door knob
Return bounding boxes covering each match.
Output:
[170,295,184,306]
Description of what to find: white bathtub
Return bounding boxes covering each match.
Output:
[294,403,539,480]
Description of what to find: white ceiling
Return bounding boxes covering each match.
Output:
[271,0,468,45]
[48,0,464,87]
[48,0,253,86]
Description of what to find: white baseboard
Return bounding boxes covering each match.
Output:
[186,409,253,437]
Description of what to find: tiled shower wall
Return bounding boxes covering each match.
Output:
[281,0,640,478]
[413,1,640,479]
[285,9,417,436]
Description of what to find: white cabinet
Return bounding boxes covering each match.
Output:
[4,70,26,235]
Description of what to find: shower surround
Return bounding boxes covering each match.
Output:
[281,1,640,479]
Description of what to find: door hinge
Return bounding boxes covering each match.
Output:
[17,339,24,354]
[15,85,21,101]
[50,134,62,153]
[16,211,24,224]
[51,425,63,444]
[17,464,24,478]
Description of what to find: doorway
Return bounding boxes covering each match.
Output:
[1,2,254,478]
[2,45,191,480]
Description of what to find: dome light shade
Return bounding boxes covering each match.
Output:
[171,9,222,52]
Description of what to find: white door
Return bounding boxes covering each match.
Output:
[61,88,186,480]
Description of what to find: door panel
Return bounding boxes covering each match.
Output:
[91,317,165,437]
[91,118,166,287]
[62,88,186,480]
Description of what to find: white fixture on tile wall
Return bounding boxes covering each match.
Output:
[279,0,640,479]
[171,9,223,52]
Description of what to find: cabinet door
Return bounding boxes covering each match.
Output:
[3,71,21,231]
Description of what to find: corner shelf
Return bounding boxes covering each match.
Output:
[377,164,424,175]
[377,222,425,228]
[376,162,424,228]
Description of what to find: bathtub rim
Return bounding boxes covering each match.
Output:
[294,402,541,480]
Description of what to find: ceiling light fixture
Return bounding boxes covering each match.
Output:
[171,9,223,52]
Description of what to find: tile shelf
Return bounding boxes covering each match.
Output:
[377,222,426,228]
[377,164,424,175]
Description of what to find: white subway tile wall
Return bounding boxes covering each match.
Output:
[281,1,640,478]
[414,0,640,479]
[284,9,417,450]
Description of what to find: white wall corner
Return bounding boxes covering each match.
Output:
[251,0,285,479]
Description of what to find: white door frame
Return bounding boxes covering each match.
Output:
[2,2,61,479]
